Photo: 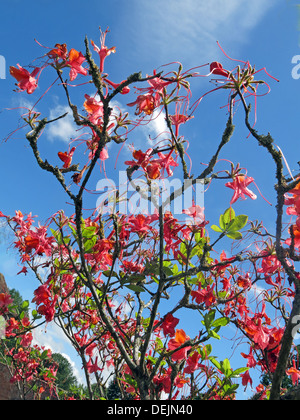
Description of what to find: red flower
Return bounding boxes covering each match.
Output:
[161,313,179,337]
[285,225,300,249]
[210,62,230,78]
[58,147,76,169]
[191,284,216,308]
[146,162,161,180]
[183,201,205,224]
[168,329,191,362]
[125,149,153,169]
[66,49,87,81]
[91,28,116,73]
[169,113,193,138]
[184,351,201,374]
[47,43,68,61]
[127,93,160,116]
[20,333,33,348]
[241,370,252,390]
[10,65,40,94]
[105,78,130,95]
[225,175,257,205]
[153,151,179,177]
[286,360,300,386]
[24,235,39,253]
[0,293,13,313]
[153,368,172,394]
[84,94,104,124]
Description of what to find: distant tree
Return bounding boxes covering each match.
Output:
[51,353,78,392]
[107,376,123,400]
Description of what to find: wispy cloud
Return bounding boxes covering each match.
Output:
[46,104,77,143]
[33,322,85,384]
[128,0,279,66]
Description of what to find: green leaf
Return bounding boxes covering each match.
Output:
[126,284,145,293]
[219,214,225,230]
[226,231,243,240]
[68,223,77,238]
[222,358,231,376]
[212,317,230,328]
[211,225,223,233]
[210,358,221,370]
[84,236,97,252]
[231,367,249,377]
[227,214,248,232]
[223,207,235,225]
[209,329,220,340]
[223,383,239,397]
[180,242,187,257]
[81,225,97,238]
[204,310,216,329]
[41,349,49,360]
[22,300,29,310]
[103,270,118,278]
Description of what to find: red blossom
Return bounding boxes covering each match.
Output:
[225,175,257,204]
[161,313,179,337]
[91,28,116,73]
[210,62,230,78]
[66,48,87,81]
[168,329,191,362]
[10,65,40,94]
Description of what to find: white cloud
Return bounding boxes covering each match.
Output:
[129,0,279,65]
[47,104,77,143]
[33,321,86,384]
[147,109,169,146]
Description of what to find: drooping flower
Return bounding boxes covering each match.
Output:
[47,43,68,61]
[285,225,300,249]
[20,332,33,348]
[10,65,40,94]
[146,162,162,180]
[127,93,160,116]
[153,151,179,177]
[153,367,172,394]
[210,62,230,78]
[253,319,270,350]
[169,113,193,138]
[161,313,179,337]
[225,175,257,205]
[66,49,87,81]
[184,351,201,374]
[58,147,76,169]
[241,347,257,368]
[104,78,130,95]
[86,357,102,374]
[286,360,300,386]
[168,329,191,362]
[241,370,253,390]
[183,200,205,224]
[83,94,104,125]
[0,293,13,312]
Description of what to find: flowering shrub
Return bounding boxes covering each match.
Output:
[1,28,300,400]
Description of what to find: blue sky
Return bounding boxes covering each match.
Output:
[0,0,300,397]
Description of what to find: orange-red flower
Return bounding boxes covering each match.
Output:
[10,65,40,94]
[168,329,191,362]
[91,28,116,73]
[225,175,257,204]
[210,62,230,78]
[66,49,87,81]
